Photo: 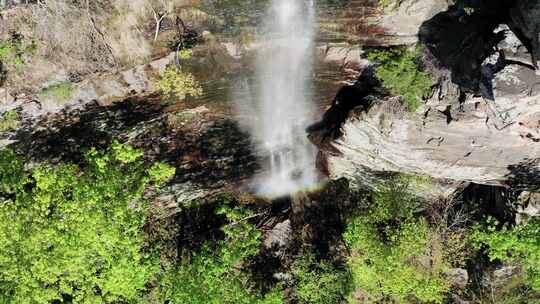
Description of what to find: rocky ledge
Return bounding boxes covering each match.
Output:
[310,0,540,194]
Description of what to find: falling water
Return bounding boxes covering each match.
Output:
[238,0,318,197]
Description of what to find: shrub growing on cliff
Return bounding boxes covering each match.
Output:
[367,47,434,111]
[0,110,20,132]
[37,82,74,104]
[472,217,540,291]
[0,141,175,303]
[367,174,421,223]
[0,38,35,69]
[158,66,203,100]
[158,202,283,304]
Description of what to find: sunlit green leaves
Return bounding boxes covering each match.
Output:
[158,202,282,304]
[472,217,540,291]
[367,47,434,111]
[290,252,352,304]
[0,142,174,303]
[344,218,450,303]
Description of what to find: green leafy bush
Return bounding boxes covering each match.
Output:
[343,175,450,303]
[291,252,352,304]
[367,47,434,111]
[158,203,283,304]
[366,175,420,224]
[472,217,540,291]
[157,66,203,100]
[0,38,35,68]
[0,141,175,303]
[37,82,74,104]
[344,218,450,303]
[0,110,20,132]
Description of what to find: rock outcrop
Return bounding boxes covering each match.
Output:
[311,1,540,193]
[319,0,448,45]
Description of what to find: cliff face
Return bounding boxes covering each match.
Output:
[311,0,540,194]
[1,0,539,199]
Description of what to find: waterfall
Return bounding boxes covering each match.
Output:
[253,0,318,197]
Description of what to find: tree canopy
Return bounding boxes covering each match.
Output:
[0,141,175,303]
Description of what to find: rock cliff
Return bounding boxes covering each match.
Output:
[311,0,540,194]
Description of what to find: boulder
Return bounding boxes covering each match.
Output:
[264,220,292,249]
[516,191,540,224]
[446,268,469,289]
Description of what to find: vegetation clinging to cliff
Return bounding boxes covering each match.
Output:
[344,177,451,303]
[290,252,352,304]
[158,66,203,100]
[367,47,434,111]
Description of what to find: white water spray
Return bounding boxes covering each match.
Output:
[236,0,318,197]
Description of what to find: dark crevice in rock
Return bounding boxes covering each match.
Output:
[458,183,521,224]
[507,1,540,70]
[307,66,380,143]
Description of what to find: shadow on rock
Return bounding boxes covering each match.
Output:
[11,94,164,164]
[419,0,540,95]
[506,158,540,191]
[307,65,380,143]
[9,94,260,189]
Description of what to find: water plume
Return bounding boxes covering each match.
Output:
[234,0,318,198]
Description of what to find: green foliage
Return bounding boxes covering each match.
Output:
[0,141,175,303]
[0,110,20,132]
[158,202,283,304]
[37,82,74,104]
[291,252,352,304]
[148,162,177,185]
[472,217,540,291]
[344,218,450,303]
[463,6,475,15]
[177,49,193,59]
[367,47,434,111]
[377,0,404,9]
[0,38,35,68]
[158,66,203,100]
[342,175,450,303]
[366,175,420,224]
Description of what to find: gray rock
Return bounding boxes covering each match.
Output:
[315,91,540,191]
[272,272,291,282]
[264,219,292,249]
[379,0,449,45]
[0,89,15,105]
[491,265,520,288]
[446,268,469,289]
[516,191,540,224]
